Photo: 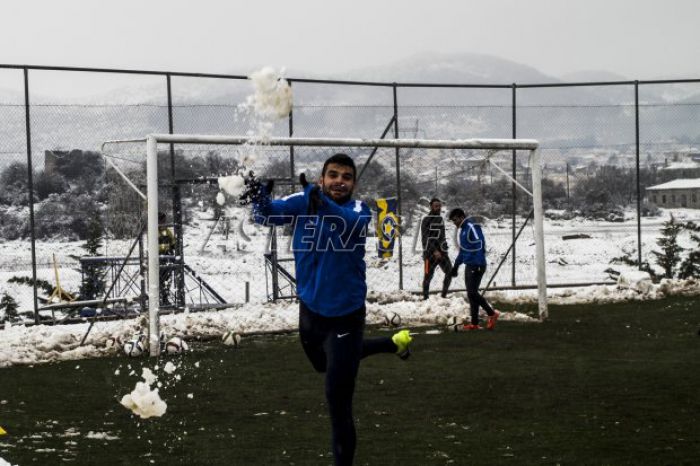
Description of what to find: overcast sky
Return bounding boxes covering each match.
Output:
[1,0,698,80]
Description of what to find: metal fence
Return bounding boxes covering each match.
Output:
[1,64,699,322]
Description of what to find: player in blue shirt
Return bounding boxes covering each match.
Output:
[448,208,500,330]
[252,153,413,466]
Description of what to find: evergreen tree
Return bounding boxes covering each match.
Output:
[79,214,105,300]
[651,215,684,279]
[679,221,700,279]
[0,292,19,321]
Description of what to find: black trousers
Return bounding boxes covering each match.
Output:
[299,301,396,466]
[465,264,495,325]
[422,253,453,299]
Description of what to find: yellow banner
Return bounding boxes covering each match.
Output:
[376,198,399,258]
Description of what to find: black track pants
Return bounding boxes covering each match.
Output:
[422,253,453,299]
[465,264,495,325]
[299,301,396,466]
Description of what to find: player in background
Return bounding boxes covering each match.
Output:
[448,208,500,330]
[251,153,413,466]
[420,197,452,299]
[157,211,176,306]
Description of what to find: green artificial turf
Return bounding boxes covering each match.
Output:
[0,296,698,465]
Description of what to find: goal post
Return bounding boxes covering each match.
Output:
[103,134,544,356]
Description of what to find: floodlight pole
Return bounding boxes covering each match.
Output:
[146,135,161,356]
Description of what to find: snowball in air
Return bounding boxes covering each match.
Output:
[218,174,246,197]
[247,67,293,119]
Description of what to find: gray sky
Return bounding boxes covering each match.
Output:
[1,0,699,80]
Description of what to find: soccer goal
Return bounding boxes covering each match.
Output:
[101,134,544,356]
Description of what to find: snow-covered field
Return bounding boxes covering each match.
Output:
[1,205,698,312]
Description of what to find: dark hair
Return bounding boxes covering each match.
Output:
[322,153,356,180]
[430,197,442,205]
[448,208,465,220]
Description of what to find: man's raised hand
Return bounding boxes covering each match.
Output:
[299,172,323,215]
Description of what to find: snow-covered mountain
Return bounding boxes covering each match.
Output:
[0,53,697,166]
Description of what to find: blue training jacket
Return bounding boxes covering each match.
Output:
[453,219,487,268]
[253,185,371,317]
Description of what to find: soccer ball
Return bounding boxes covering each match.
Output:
[384,312,402,328]
[165,336,189,354]
[221,331,242,348]
[123,337,145,357]
[446,316,462,332]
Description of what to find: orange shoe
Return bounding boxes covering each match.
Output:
[463,324,482,330]
[486,310,500,330]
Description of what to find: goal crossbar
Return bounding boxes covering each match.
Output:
[103,135,540,151]
[102,134,546,356]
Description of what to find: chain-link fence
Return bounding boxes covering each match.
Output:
[1,65,699,323]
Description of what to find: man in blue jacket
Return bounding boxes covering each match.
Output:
[252,153,412,466]
[448,208,500,330]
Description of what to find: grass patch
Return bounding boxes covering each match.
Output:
[0,296,699,465]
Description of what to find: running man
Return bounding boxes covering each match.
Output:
[448,208,500,330]
[251,153,413,466]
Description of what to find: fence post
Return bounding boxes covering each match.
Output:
[511,83,517,287]
[23,68,39,324]
[635,81,642,268]
[392,83,403,290]
[166,73,186,307]
[288,81,295,185]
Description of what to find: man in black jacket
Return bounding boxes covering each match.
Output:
[420,198,452,299]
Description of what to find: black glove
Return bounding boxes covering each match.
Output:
[450,267,459,277]
[299,173,323,215]
[240,172,274,206]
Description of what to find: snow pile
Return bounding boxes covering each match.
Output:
[0,457,15,466]
[617,270,653,294]
[487,277,700,306]
[245,66,292,120]
[120,367,167,419]
[1,278,699,368]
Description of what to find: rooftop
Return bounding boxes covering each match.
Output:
[646,178,700,191]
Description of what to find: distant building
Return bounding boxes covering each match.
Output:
[659,150,700,172]
[646,178,700,208]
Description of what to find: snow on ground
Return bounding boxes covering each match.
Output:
[1,206,698,315]
[0,275,698,368]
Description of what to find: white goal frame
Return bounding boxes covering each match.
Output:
[102,134,545,356]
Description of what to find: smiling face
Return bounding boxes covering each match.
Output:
[319,162,356,204]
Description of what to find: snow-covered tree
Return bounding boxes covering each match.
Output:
[79,214,105,300]
[679,221,700,279]
[652,215,684,279]
[0,292,19,321]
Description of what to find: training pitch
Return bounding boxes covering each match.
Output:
[0,296,698,465]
